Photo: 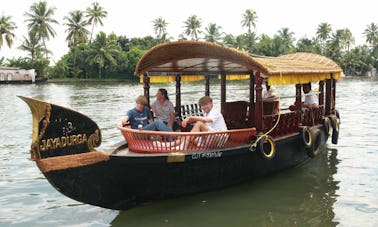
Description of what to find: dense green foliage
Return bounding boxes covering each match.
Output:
[1,2,377,79]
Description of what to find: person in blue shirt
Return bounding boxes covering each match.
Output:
[118,95,172,132]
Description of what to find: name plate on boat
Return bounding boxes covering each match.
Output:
[191,151,222,160]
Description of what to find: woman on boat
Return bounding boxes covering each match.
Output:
[151,88,180,131]
[118,95,172,131]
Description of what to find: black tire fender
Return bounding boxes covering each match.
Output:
[330,116,339,144]
[258,135,276,160]
[323,117,332,137]
[300,126,312,148]
[306,128,321,158]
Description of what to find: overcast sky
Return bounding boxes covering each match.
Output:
[1,0,377,63]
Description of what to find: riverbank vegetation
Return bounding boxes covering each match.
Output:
[1,1,377,80]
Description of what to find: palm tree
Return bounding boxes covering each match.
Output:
[64,10,90,47]
[296,37,320,53]
[152,17,168,43]
[244,32,258,53]
[223,34,236,48]
[316,22,332,54]
[277,27,295,54]
[364,23,378,45]
[64,10,90,65]
[24,1,58,59]
[0,14,17,51]
[204,23,223,43]
[86,32,120,78]
[363,23,378,56]
[327,29,344,60]
[18,30,44,61]
[340,28,354,51]
[183,15,202,40]
[85,2,108,43]
[241,9,258,34]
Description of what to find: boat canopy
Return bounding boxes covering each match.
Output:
[134,41,342,85]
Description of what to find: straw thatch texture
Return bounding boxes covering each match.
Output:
[135,41,342,85]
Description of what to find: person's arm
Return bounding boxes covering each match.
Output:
[150,103,156,113]
[181,116,212,128]
[118,115,130,127]
[168,111,175,129]
[146,107,154,124]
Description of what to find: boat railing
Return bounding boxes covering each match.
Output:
[263,105,324,137]
[177,103,204,120]
[118,127,256,153]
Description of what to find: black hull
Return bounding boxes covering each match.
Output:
[42,130,327,210]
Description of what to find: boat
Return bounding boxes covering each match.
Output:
[20,40,342,210]
[0,66,48,84]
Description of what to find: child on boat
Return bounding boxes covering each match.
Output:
[154,96,228,149]
[118,95,172,132]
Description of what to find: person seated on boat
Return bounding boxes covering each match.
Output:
[262,80,277,100]
[151,88,180,131]
[181,95,228,132]
[302,82,319,109]
[155,96,228,149]
[118,95,172,132]
[262,80,279,114]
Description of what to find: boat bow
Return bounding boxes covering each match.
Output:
[19,96,102,160]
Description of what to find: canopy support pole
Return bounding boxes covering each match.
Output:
[319,80,324,107]
[295,84,302,124]
[205,75,210,96]
[175,74,182,118]
[325,78,332,115]
[249,71,255,126]
[220,72,226,112]
[143,74,150,107]
[255,71,263,132]
[332,75,336,114]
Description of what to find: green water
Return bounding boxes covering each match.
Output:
[0,78,377,226]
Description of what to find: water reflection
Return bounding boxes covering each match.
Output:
[111,147,339,227]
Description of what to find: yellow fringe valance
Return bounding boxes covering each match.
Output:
[217,74,250,81]
[142,72,342,84]
[140,75,205,83]
[268,72,342,85]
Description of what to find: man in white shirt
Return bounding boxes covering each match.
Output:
[155,96,228,149]
[303,82,319,108]
[181,96,227,131]
[262,81,277,100]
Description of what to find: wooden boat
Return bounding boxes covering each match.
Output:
[20,41,342,210]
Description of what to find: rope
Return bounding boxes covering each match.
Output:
[250,88,281,151]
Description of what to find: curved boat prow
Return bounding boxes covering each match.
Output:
[19,96,102,160]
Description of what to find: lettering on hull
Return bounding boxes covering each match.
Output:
[191,151,222,160]
[39,134,88,151]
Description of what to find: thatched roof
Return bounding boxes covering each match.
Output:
[134,41,342,85]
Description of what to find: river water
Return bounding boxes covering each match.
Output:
[0,77,377,226]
